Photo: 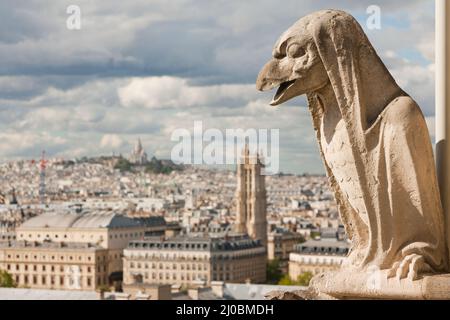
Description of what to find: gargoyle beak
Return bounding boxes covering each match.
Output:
[256,59,297,106]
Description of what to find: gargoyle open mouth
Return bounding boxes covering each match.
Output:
[271,79,297,106]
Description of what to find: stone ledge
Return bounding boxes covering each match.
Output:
[264,290,311,300]
[265,272,450,300]
[310,270,450,300]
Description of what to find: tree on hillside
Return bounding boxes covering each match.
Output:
[114,158,133,172]
[145,157,179,174]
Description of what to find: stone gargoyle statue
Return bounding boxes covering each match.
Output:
[257,10,450,299]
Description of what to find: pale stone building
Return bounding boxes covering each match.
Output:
[0,241,108,290]
[288,238,349,279]
[235,146,267,247]
[267,229,304,272]
[0,210,147,290]
[123,234,266,288]
[0,232,15,244]
[129,138,148,165]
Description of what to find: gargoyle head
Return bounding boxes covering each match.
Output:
[256,14,329,106]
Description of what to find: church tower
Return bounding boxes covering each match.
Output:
[236,145,267,247]
[129,138,148,165]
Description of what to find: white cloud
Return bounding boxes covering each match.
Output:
[0,131,67,160]
[118,76,256,109]
[100,134,124,149]
[0,0,437,174]
[389,61,435,116]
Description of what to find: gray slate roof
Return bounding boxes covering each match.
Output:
[294,239,350,255]
[127,234,264,252]
[19,211,141,230]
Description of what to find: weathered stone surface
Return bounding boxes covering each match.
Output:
[264,288,324,300]
[257,9,450,299]
[264,290,307,300]
[310,271,450,300]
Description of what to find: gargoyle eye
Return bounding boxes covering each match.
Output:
[274,41,288,59]
[287,43,306,58]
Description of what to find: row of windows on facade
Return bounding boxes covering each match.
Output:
[136,243,210,250]
[274,241,298,248]
[130,240,259,251]
[294,267,337,275]
[132,270,259,282]
[0,235,15,240]
[5,263,107,273]
[19,232,144,240]
[297,246,349,255]
[128,262,257,272]
[12,274,108,287]
[127,253,208,261]
[126,252,262,261]
[129,262,207,271]
[133,272,209,282]
[4,253,110,262]
[292,257,344,265]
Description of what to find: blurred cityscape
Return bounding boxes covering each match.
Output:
[0,139,349,300]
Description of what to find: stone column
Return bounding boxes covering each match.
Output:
[435,0,450,255]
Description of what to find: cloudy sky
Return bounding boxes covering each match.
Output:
[0,0,435,174]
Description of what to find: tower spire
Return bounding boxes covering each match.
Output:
[135,137,143,152]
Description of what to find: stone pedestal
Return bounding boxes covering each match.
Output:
[309,270,450,300]
[265,271,450,300]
